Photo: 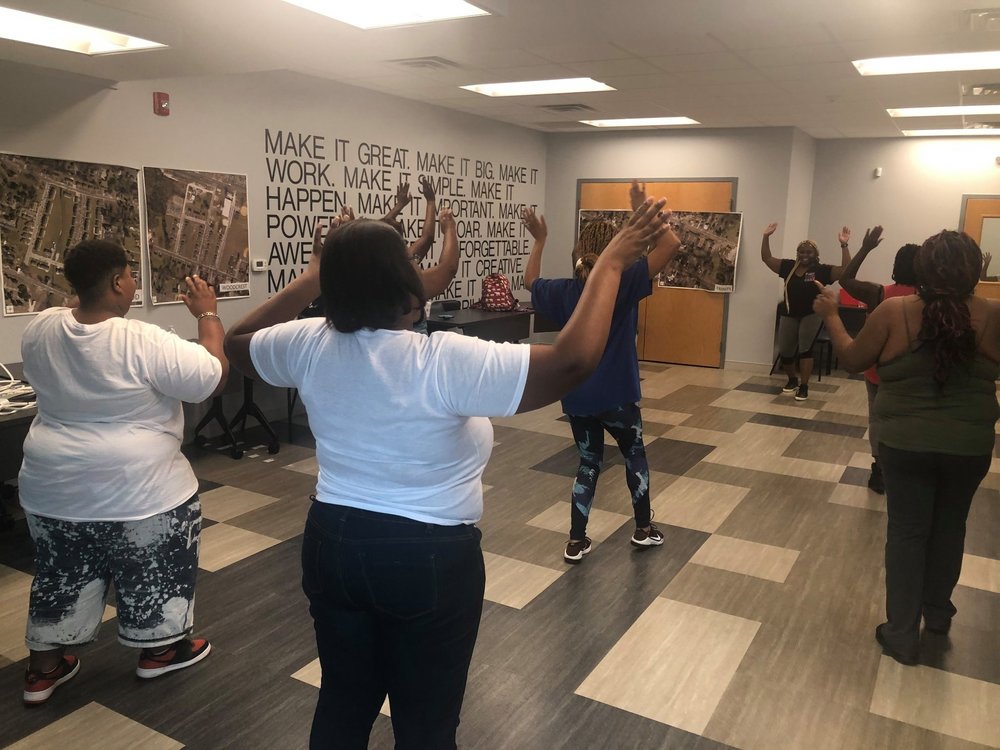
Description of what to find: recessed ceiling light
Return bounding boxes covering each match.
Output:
[281,0,489,29]
[888,105,1000,117]
[853,50,1000,76]
[461,78,615,97]
[0,6,165,55]
[901,128,1000,136]
[580,117,700,128]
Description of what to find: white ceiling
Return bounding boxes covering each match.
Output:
[2,0,1000,138]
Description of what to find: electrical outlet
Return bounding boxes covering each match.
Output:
[251,259,266,272]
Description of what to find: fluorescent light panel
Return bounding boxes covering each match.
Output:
[0,6,164,55]
[853,50,1000,76]
[901,128,1000,136]
[462,78,614,97]
[581,116,699,128]
[888,104,1000,117]
[281,0,489,29]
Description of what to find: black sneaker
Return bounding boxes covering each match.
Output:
[868,461,885,494]
[136,638,212,679]
[794,384,809,401]
[781,377,799,394]
[564,537,592,564]
[631,524,665,548]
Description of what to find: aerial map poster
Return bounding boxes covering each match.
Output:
[0,153,142,316]
[578,209,743,292]
[142,167,250,304]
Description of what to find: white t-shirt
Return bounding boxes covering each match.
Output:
[250,319,530,525]
[18,308,222,521]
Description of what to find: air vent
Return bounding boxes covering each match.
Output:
[389,56,461,71]
[964,83,1000,97]
[532,121,591,130]
[539,103,596,113]
[965,8,1000,31]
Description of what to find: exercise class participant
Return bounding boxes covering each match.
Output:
[814,230,998,666]
[224,200,671,748]
[837,226,919,493]
[760,222,850,401]
[524,180,682,564]
[19,240,226,705]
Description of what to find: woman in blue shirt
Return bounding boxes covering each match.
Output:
[523,181,681,563]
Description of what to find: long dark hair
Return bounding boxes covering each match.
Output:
[320,220,425,332]
[914,231,982,385]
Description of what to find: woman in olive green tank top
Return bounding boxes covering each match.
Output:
[814,230,999,667]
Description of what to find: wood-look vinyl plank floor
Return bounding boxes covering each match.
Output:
[1,365,996,749]
[5,702,184,750]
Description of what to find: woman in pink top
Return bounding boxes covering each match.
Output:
[838,226,919,493]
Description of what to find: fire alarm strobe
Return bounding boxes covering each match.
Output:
[153,92,170,116]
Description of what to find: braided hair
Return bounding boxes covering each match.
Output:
[572,219,617,284]
[914,231,982,385]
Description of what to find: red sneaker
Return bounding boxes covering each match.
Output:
[23,655,80,705]
[136,638,211,679]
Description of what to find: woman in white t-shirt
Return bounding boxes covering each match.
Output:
[18,240,228,705]
[225,201,671,749]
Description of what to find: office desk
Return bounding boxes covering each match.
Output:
[427,308,533,343]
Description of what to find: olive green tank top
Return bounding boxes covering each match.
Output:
[874,309,999,456]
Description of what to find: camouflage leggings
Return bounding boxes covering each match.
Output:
[25,495,201,650]
[567,403,650,539]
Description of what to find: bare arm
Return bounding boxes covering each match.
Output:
[982,251,992,282]
[517,199,668,413]
[838,225,884,309]
[408,176,436,263]
[828,225,852,282]
[224,222,334,380]
[381,180,411,223]
[813,282,891,372]
[760,223,782,274]
[521,206,546,290]
[179,274,229,397]
[419,208,459,299]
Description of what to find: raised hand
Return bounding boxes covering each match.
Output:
[602,198,668,268]
[418,175,435,202]
[812,281,839,318]
[179,274,217,318]
[395,181,412,208]
[438,206,456,234]
[860,225,884,252]
[339,205,356,223]
[763,222,779,237]
[629,179,647,211]
[520,206,547,241]
[838,226,851,245]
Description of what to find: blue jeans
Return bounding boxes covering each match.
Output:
[878,444,991,652]
[568,402,650,539]
[302,502,485,750]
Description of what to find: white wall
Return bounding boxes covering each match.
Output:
[0,67,546,364]
[543,128,804,366]
[808,137,1000,283]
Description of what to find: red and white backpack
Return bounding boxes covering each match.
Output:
[473,273,521,311]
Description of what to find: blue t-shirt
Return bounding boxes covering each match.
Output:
[531,257,652,416]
